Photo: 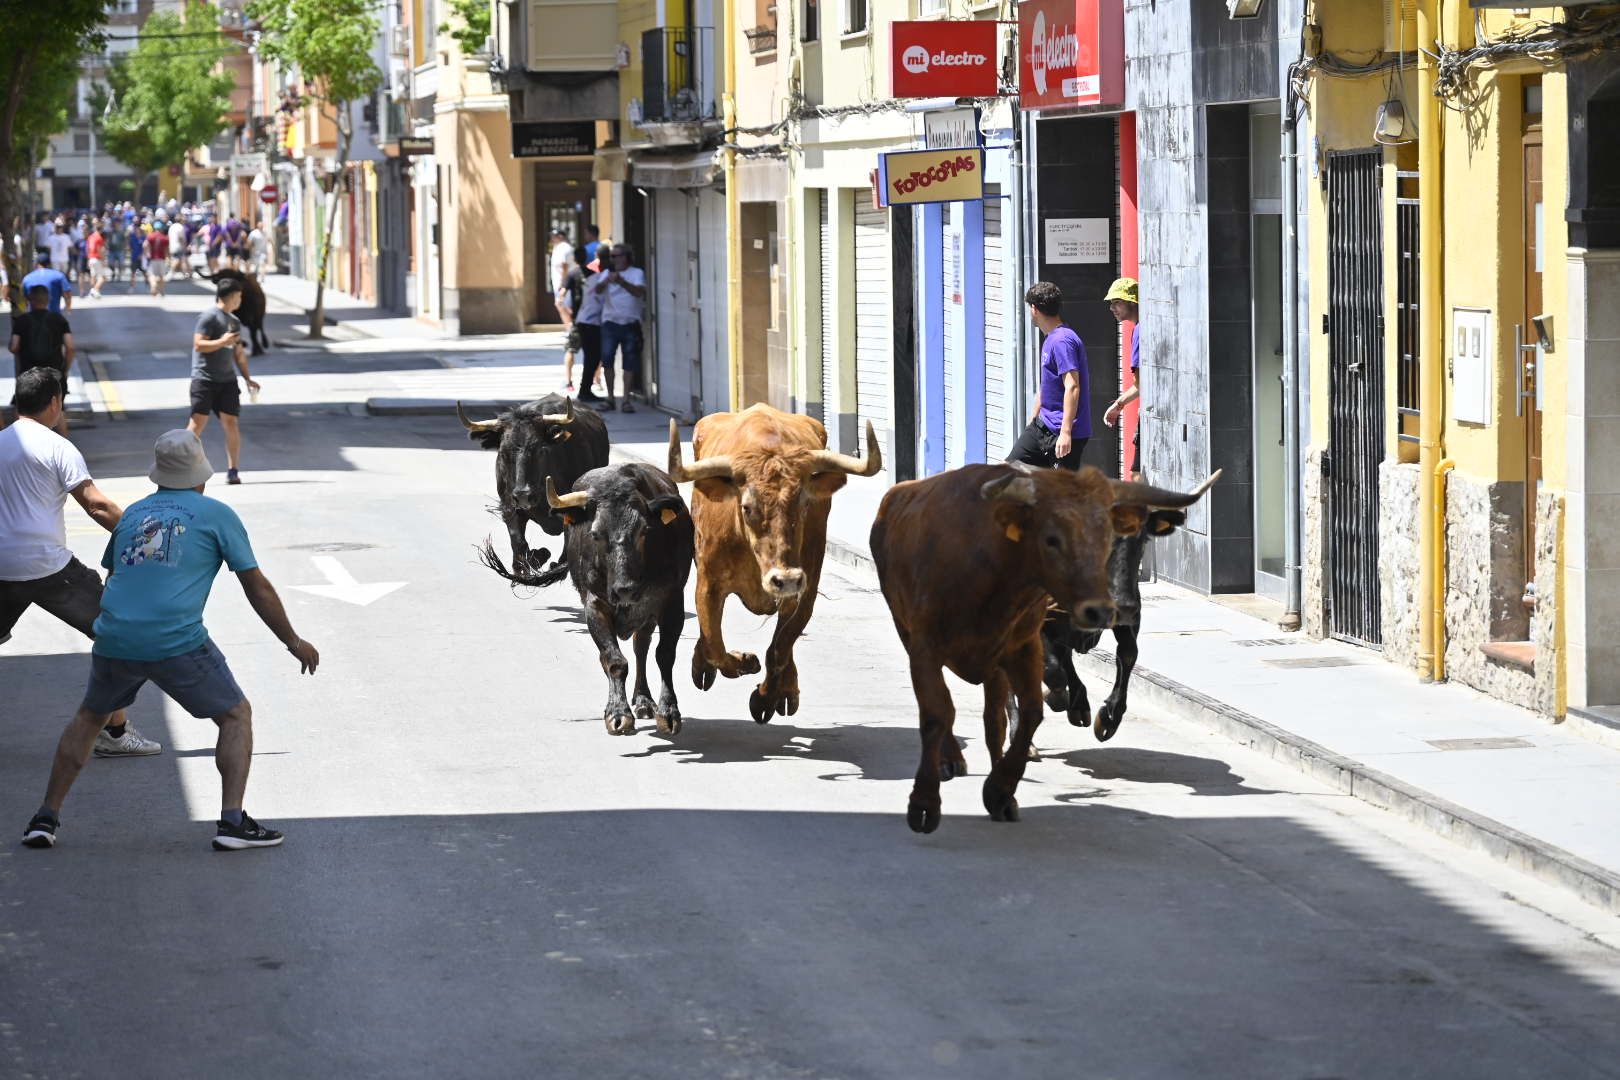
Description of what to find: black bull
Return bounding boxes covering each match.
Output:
[198,269,269,355]
[462,395,610,587]
[546,464,694,737]
[1039,509,1186,743]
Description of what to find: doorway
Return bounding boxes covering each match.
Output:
[1252,212,1286,599]
[533,161,596,323]
[1521,82,1544,592]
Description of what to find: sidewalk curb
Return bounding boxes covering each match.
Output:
[1076,648,1620,915]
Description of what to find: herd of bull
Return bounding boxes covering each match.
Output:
[460,395,1218,833]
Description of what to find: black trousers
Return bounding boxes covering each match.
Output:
[1007,418,1086,471]
[577,323,608,395]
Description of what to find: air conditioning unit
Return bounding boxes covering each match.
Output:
[391,24,410,58]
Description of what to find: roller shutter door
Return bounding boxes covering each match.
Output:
[819,189,836,427]
[941,202,958,467]
[853,199,890,466]
[983,185,1009,460]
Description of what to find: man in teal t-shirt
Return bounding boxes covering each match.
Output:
[22,430,321,853]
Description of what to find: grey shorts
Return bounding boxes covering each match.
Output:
[83,638,246,719]
[0,557,104,644]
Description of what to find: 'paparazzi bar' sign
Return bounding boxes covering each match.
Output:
[512,121,596,158]
[891,20,999,98]
[878,147,985,207]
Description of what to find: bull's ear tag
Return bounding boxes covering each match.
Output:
[1005,523,1023,543]
[562,513,577,526]
[660,508,678,526]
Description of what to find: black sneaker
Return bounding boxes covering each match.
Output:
[22,814,57,849]
[577,389,603,404]
[212,813,283,851]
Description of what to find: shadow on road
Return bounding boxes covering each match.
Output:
[622,718,921,782]
[1053,745,1279,797]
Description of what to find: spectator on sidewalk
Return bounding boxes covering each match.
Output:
[0,368,161,761]
[167,217,188,280]
[84,221,107,300]
[1102,277,1142,479]
[22,253,72,314]
[248,222,269,277]
[581,223,601,266]
[593,244,647,414]
[106,219,127,286]
[187,279,260,485]
[21,428,320,852]
[574,259,610,407]
[548,229,575,308]
[1007,280,1088,471]
[9,285,75,433]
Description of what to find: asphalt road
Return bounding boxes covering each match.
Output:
[3,284,1620,1080]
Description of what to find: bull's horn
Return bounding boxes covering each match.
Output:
[540,398,575,425]
[980,472,1038,504]
[807,420,884,477]
[666,418,734,483]
[545,476,592,510]
[456,401,502,433]
[1109,468,1223,509]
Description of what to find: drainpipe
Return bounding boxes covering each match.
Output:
[1280,95,1303,631]
[1416,0,1446,681]
[1433,458,1456,679]
[1009,100,1027,438]
[722,0,742,409]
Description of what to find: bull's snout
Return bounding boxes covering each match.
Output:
[513,483,533,499]
[609,581,639,605]
[1073,600,1116,631]
[763,567,806,599]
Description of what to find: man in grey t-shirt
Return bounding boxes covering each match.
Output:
[186,279,260,485]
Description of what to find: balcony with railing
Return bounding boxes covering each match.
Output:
[640,27,719,145]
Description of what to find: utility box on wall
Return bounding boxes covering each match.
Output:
[1452,306,1493,426]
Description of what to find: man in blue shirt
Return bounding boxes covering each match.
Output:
[581,223,601,265]
[21,254,73,313]
[22,430,321,853]
[1103,277,1142,479]
[1007,280,1089,471]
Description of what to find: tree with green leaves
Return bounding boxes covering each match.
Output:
[95,1,235,202]
[248,0,382,337]
[440,0,492,59]
[0,1,110,305]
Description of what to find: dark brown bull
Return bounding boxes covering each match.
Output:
[667,404,881,722]
[198,269,268,355]
[870,463,1218,833]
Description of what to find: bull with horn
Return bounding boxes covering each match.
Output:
[667,403,883,722]
[459,394,610,587]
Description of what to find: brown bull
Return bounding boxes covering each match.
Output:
[870,462,1218,834]
[667,404,881,721]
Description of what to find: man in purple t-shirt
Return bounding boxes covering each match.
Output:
[1007,281,1089,471]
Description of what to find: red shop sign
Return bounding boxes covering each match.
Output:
[1017,0,1124,111]
[891,20,999,99]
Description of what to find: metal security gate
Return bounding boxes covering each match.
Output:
[815,190,834,424]
[942,202,959,466]
[1326,150,1385,645]
[983,185,1009,460]
[854,200,891,468]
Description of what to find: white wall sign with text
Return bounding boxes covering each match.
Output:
[1044,217,1109,264]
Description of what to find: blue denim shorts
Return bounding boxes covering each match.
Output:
[83,638,246,719]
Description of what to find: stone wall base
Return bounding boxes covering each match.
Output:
[1303,446,1327,639]
[1379,461,1422,671]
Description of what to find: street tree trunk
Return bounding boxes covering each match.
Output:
[308,109,352,340]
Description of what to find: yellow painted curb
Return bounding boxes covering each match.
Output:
[91,359,125,421]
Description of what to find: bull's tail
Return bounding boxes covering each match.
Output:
[476,537,569,589]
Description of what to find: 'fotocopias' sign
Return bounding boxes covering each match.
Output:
[878,147,986,206]
[890,20,999,98]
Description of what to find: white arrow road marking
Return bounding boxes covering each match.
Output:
[289,555,407,606]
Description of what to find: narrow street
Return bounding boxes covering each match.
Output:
[4,286,1620,1079]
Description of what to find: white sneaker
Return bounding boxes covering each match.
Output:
[94,726,163,757]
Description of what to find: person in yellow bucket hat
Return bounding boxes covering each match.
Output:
[1102,276,1142,479]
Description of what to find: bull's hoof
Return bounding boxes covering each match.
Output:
[1025,744,1042,762]
[1095,703,1123,742]
[656,709,682,736]
[940,754,968,782]
[983,784,1020,822]
[907,803,942,834]
[748,688,776,724]
[604,712,636,736]
[633,696,656,720]
[693,661,716,691]
[1068,705,1092,728]
[1044,685,1071,713]
[722,652,761,678]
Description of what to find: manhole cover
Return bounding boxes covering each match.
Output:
[1261,656,1364,669]
[282,542,378,553]
[1234,638,1303,648]
[1426,737,1534,751]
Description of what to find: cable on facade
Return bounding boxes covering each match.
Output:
[1434,9,1620,112]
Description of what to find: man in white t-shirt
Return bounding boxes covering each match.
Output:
[45,224,73,274]
[592,244,647,413]
[168,219,189,279]
[0,368,162,757]
[548,229,575,305]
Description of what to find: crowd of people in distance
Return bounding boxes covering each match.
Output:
[2,201,272,304]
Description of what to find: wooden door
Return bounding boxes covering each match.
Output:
[1523,124,1543,586]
